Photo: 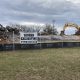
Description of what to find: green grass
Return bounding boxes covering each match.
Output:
[0,48,80,80]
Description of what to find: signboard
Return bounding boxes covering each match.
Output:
[20,32,38,44]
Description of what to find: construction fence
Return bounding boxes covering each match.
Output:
[0,42,80,51]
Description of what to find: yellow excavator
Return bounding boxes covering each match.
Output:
[60,22,80,35]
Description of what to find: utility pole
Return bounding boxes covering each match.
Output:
[39,27,42,49]
[52,20,55,35]
[13,30,15,51]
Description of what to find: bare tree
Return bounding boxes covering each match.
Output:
[43,24,58,35]
[6,24,19,34]
[0,24,8,39]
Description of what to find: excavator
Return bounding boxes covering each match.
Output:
[60,22,80,35]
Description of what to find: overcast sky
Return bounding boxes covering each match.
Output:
[0,0,80,32]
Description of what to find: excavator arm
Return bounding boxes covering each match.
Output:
[63,23,79,31]
[60,22,79,35]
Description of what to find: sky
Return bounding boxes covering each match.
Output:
[0,0,80,34]
[65,27,77,35]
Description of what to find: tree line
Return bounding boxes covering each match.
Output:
[0,23,58,38]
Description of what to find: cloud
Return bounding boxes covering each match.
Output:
[67,0,80,3]
[0,0,80,27]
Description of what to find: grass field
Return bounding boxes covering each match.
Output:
[0,48,80,80]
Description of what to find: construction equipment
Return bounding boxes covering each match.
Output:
[60,22,79,35]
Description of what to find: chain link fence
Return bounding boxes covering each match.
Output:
[0,42,80,51]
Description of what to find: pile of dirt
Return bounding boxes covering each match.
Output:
[0,38,13,44]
